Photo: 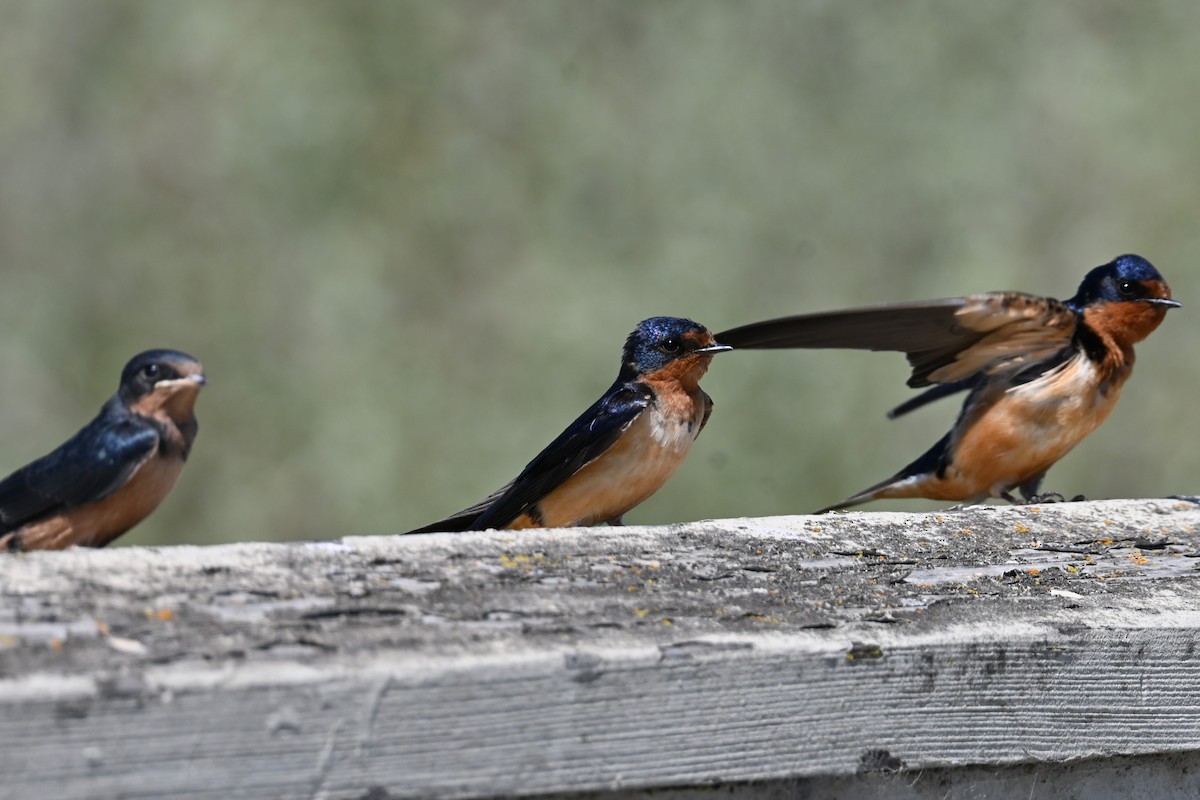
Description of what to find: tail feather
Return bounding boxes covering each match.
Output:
[815,431,955,513]
[814,478,908,514]
[404,511,482,534]
[404,480,516,535]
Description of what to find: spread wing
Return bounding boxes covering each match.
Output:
[718,293,1079,388]
[0,414,158,534]
[407,382,653,533]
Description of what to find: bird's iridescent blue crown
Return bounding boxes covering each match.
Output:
[1066,254,1173,310]
[621,316,715,376]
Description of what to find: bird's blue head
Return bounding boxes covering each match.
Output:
[620,317,731,380]
[1066,254,1179,312]
[1066,255,1179,347]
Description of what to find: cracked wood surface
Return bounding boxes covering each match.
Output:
[2,498,1200,799]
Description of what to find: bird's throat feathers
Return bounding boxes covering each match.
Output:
[129,382,202,429]
[1082,296,1171,350]
[128,385,201,460]
[641,352,714,392]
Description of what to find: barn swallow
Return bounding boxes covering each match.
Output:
[409,317,732,533]
[0,350,205,551]
[717,254,1179,511]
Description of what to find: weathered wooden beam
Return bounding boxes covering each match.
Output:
[2,499,1200,799]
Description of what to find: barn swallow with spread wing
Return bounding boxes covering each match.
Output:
[717,254,1179,512]
[409,317,732,532]
[0,350,206,551]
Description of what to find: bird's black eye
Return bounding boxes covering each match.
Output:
[660,337,682,355]
[1118,280,1136,296]
[141,363,161,381]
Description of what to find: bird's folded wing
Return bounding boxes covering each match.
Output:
[469,383,652,530]
[407,382,653,533]
[0,420,158,533]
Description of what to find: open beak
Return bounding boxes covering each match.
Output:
[695,343,734,354]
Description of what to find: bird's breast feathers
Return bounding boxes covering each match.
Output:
[940,353,1125,498]
[521,390,709,528]
[1003,352,1124,432]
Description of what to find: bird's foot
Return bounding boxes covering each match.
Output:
[1026,492,1067,504]
[605,515,626,527]
[1022,492,1085,504]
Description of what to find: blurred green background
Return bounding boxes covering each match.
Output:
[0,1,1195,546]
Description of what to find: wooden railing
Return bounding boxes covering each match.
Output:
[3,498,1200,799]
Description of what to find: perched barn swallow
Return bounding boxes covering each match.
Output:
[718,254,1179,511]
[409,317,732,533]
[0,350,206,551]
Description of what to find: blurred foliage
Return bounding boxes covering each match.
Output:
[0,1,1196,546]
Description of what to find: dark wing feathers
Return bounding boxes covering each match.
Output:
[718,298,969,353]
[0,417,158,534]
[717,293,1078,389]
[407,382,653,534]
[404,480,515,534]
[696,390,715,436]
[886,377,981,419]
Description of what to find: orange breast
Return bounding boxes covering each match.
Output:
[511,393,709,529]
[878,354,1127,502]
[946,356,1123,498]
[12,452,184,550]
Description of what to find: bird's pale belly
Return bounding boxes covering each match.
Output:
[510,405,703,529]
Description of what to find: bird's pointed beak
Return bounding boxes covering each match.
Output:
[1144,297,1182,308]
[695,343,734,354]
[160,373,207,389]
